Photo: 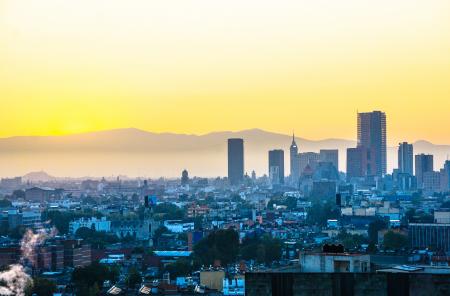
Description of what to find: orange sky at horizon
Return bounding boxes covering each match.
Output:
[1,0,450,145]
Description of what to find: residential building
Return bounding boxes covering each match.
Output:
[398,142,414,175]
[357,111,387,177]
[415,154,434,189]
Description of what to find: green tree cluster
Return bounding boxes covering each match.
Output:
[71,262,119,295]
[240,235,282,264]
[193,229,239,266]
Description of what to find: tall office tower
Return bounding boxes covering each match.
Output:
[415,154,434,188]
[298,152,320,174]
[269,149,285,185]
[357,111,387,177]
[440,160,450,192]
[346,147,376,180]
[398,142,414,175]
[290,134,300,181]
[319,149,339,171]
[228,138,244,186]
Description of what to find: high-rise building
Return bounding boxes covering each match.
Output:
[269,149,284,185]
[298,152,319,174]
[415,154,434,189]
[228,138,244,185]
[319,149,339,171]
[398,142,414,175]
[357,111,387,177]
[441,160,450,192]
[290,134,300,181]
[346,147,376,180]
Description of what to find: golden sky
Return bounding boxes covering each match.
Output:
[1,0,450,144]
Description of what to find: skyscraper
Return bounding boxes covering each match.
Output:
[228,138,244,185]
[415,154,434,188]
[346,146,376,180]
[269,149,284,185]
[441,160,450,192]
[398,142,414,175]
[290,133,300,181]
[319,149,339,171]
[357,111,387,177]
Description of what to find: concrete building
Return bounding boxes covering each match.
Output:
[423,171,441,193]
[415,154,434,189]
[440,160,450,192]
[69,217,111,234]
[409,223,450,252]
[63,239,91,268]
[200,269,226,291]
[346,146,376,180]
[163,220,195,233]
[0,177,22,189]
[269,149,285,185]
[245,272,450,296]
[299,252,370,273]
[298,152,319,174]
[25,187,56,202]
[319,149,339,171]
[398,142,414,176]
[2,209,42,230]
[357,111,387,177]
[228,139,244,186]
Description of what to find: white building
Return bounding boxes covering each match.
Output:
[300,252,370,273]
[163,220,194,233]
[69,217,111,234]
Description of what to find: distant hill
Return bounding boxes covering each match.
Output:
[0,128,448,178]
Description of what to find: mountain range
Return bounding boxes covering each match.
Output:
[0,128,449,179]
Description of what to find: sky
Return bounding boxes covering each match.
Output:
[1,0,450,144]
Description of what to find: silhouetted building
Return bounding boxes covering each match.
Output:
[398,142,414,175]
[357,111,387,177]
[298,152,319,174]
[415,154,434,189]
[423,171,441,193]
[269,149,284,185]
[346,147,375,180]
[181,169,189,186]
[228,138,244,186]
[290,134,300,182]
[441,160,450,192]
[319,149,339,171]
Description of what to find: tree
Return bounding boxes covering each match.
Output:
[368,218,388,244]
[194,229,239,266]
[12,190,25,199]
[126,267,142,289]
[0,199,12,208]
[307,201,338,226]
[337,231,368,250]
[164,258,193,278]
[72,262,119,294]
[240,235,282,265]
[75,227,119,249]
[383,231,408,250]
[27,278,57,296]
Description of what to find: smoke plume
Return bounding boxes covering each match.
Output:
[0,227,57,296]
